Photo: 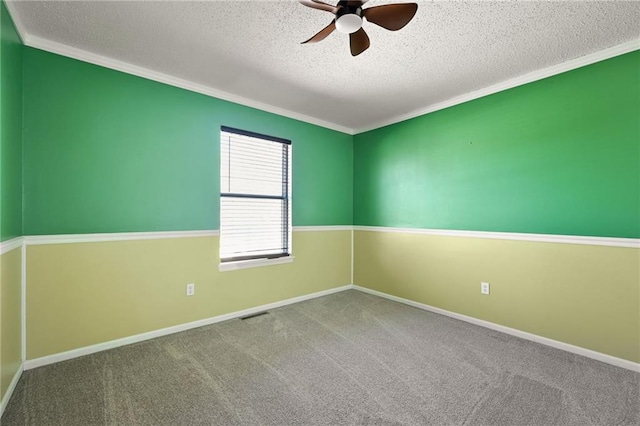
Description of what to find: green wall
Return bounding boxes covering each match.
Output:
[1,0,24,404]
[7,11,640,370]
[21,48,640,238]
[354,51,640,238]
[0,0,22,242]
[23,48,353,235]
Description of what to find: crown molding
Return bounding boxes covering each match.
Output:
[3,1,26,43]
[22,34,355,135]
[5,2,639,135]
[353,38,640,134]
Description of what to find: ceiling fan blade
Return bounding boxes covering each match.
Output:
[349,27,370,56]
[363,3,418,31]
[299,0,338,14]
[302,21,336,44]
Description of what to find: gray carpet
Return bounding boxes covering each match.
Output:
[2,290,638,425]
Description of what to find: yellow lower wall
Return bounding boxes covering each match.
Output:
[354,230,640,363]
[26,230,351,360]
[22,228,640,365]
[1,247,22,400]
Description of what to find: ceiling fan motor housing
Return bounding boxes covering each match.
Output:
[335,2,363,34]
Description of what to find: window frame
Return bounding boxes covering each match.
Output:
[219,126,292,267]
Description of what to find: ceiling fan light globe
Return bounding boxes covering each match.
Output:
[335,14,363,34]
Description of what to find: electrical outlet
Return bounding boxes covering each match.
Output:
[481,282,490,295]
[186,283,195,296]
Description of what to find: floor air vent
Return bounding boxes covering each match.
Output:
[240,311,269,320]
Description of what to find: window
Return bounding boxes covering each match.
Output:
[219,126,292,265]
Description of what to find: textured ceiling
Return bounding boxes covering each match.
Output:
[8,0,640,132]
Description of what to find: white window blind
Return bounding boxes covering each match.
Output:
[220,126,291,262]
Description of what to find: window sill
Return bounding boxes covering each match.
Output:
[219,256,294,272]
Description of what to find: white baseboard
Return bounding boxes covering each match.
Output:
[0,363,24,418]
[23,285,354,370]
[22,283,637,373]
[352,285,640,373]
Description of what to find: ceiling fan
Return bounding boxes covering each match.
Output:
[300,0,418,56]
